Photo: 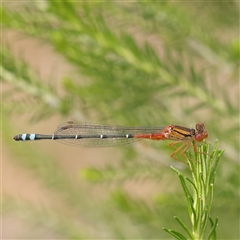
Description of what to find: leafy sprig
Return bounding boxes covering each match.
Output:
[163,140,224,239]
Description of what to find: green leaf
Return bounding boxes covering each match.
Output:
[207,217,218,240]
[174,216,193,239]
[162,227,187,240]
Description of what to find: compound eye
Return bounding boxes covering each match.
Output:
[195,134,205,142]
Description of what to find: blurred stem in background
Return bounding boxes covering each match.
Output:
[2,1,239,239]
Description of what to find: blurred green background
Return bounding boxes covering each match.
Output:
[2,1,239,239]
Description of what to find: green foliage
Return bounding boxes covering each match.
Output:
[1,47,62,120]
[81,154,165,183]
[163,141,224,239]
[2,1,239,239]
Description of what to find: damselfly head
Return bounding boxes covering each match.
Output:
[195,123,208,142]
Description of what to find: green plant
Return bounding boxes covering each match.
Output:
[163,141,224,239]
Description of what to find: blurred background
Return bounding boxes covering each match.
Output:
[1,1,239,239]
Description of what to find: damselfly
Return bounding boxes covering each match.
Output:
[13,121,208,160]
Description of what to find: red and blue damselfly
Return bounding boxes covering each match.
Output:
[13,121,208,161]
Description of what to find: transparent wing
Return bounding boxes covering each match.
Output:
[54,121,165,147]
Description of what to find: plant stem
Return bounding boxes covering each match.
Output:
[165,140,224,240]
